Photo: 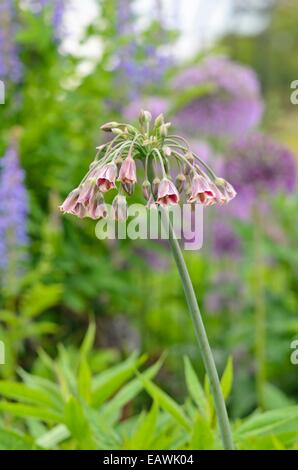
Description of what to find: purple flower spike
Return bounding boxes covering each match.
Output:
[0,144,29,276]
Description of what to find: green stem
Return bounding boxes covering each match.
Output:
[164,213,234,450]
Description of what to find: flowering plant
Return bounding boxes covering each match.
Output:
[60,111,236,220]
[60,111,237,450]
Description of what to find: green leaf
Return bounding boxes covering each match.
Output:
[137,373,191,432]
[91,353,145,407]
[220,356,233,401]
[102,357,164,423]
[0,381,59,411]
[184,357,208,419]
[64,396,97,449]
[236,406,298,439]
[79,321,96,358]
[18,368,63,410]
[0,401,63,423]
[80,321,96,356]
[36,424,70,449]
[78,358,92,403]
[126,402,159,450]
[188,413,215,450]
[0,426,36,450]
[264,383,294,410]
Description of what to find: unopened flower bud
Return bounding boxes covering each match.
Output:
[159,122,171,137]
[142,180,151,200]
[139,109,152,126]
[121,182,135,196]
[175,173,186,193]
[152,177,161,197]
[111,128,123,136]
[112,194,128,221]
[154,113,164,128]
[115,155,123,171]
[100,121,121,132]
[163,146,172,157]
[184,152,195,175]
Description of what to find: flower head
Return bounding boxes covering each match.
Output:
[59,110,236,223]
[173,56,263,139]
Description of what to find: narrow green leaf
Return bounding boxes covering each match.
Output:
[91,354,145,407]
[78,358,92,403]
[184,357,208,419]
[0,381,59,410]
[188,413,215,450]
[64,396,97,449]
[36,424,70,449]
[102,357,164,423]
[220,356,233,401]
[137,374,191,432]
[0,401,63,423]
[126,402,159,450]
[0,426,36,450]
[80,321,96,358]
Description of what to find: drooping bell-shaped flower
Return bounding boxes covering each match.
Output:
[188,175,214,204]
[77,179,98,206]
[112,194,128,221]
[119,155,137,185]
[88,193,107,220]
[157,178,180,206]
[96,162,118,192]
[59,188,80,213]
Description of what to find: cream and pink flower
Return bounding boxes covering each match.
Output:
[59,188,80,214]
[96,162,117,192]
[88,194,107,220]
[118,156,137,185]
[157,178,180,206]
[112,194,128,221]
[78,179,98,206]
[188,175,215,204]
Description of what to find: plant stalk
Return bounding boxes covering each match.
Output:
[165,214,234,450]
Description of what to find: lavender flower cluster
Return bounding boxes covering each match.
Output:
[28,0,66,39]
[60,111,236,221]
[116,0,170,99]
[0,0,22,83]
[173,56,264,139]
[0,145,29,272]
[213,133,297,257]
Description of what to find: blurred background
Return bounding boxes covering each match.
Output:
[0,0,298,448]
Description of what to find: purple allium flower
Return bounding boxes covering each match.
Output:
[213,221,242,258]
[124,96,169,121]
[0,0,23,83]
[173,56,263,139]
[223,133,296,219]
[0,144,29,275]
[213,133,297,257]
